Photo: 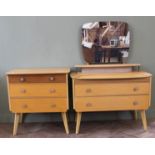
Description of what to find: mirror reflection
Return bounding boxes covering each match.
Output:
[82,21,130,64]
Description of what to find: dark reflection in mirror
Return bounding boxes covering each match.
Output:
[82,21,130,64]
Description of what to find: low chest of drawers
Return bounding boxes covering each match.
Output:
[71,65,152,134]
[6,68,70,135]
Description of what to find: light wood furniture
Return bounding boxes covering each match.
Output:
[6,68,70,135]
[71,64,152,134]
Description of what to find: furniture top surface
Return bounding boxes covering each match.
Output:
[70,71,152,80]
[6,68,70,75]
[101,45,129,49]
[75,64,141,68]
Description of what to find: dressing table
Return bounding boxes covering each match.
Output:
[71,64,152,134]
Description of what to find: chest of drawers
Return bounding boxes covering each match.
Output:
[71,71,152,134]
[6,68,70,135]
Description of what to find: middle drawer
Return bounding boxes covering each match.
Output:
[9,83,67,98]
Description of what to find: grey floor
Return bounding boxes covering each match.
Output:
[0,119,155,138]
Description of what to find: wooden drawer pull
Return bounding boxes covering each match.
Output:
[86,88,92,93]
[86,103,92,107]
[49,89,56,93]
[19,77,25,82]
[20,89,27,93]
[49,77,55,81]
[133,101,139,106]
[51,104,56,108]
[133,87,139,92]
[22,104,28,109]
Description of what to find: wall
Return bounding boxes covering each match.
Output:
[0,16,154,122]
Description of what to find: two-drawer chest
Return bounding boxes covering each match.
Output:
[6,68,70,135]
[71,64,152,134]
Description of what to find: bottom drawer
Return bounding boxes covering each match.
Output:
[10,98,68,113]
[74,95,149,112]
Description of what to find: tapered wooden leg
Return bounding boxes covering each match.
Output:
[61,112,69,134]
[75,113,77,123]
[76,112,82,134]
[13,113,20,136]
[140,110,147,131]
[19,113,23,124]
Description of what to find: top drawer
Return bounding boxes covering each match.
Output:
[8,74,66,83]
[74,81,150,97]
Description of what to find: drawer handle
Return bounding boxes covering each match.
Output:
[51,104,56,108]
[22,104,28,109]
[133,87,139,92]
[133,101,139,106]
[49,89,56,93]
[86,88,92,93]
[86,103,92,107]
[20,89,26,93]
[49,77,55,81]
[19,77,25,82]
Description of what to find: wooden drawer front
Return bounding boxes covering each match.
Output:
[8,74,66,83]
[9,83,67,97]
[10,98,68,113]
[74,95,149,112]
[75,83,150,97]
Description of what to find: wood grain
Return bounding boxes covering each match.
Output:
[71,72,152,80]
[9,83,67,97]
[10,98,68,113]
[6,68,70,135]
[75,82,149,97]
[75,64,141,68]
[6,68,70,75]
[8,74,66,83]
[74,95,149,112]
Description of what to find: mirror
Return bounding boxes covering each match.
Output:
[82,21,130,64]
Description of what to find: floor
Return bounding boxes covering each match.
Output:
[0,120,155,138]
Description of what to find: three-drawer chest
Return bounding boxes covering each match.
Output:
[71,64,152,134]
[6,68,70,135]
